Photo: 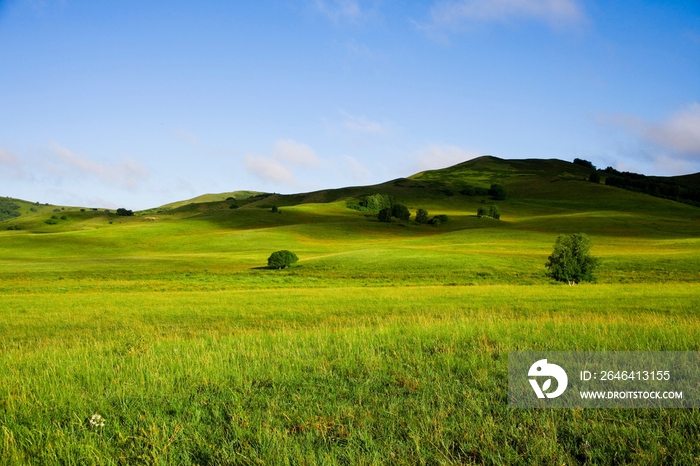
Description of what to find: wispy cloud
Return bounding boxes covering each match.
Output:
[0,147,27,179]
[412,144,480,171]
[272,139,320,168]
[421,0,585,33]
[340,155,371,182]
[605,103,700,158]
[340,110,385,134]
[243,139,322,186]
[314,0,363,23]
[47,142,147,189]
[244,156,297,186]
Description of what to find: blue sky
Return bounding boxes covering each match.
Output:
[0,0,698,210]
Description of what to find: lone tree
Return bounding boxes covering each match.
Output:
[545,233,599,285]
[415,208,429,224]
[267,250,298,269]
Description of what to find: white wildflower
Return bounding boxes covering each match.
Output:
[89,414,105,428]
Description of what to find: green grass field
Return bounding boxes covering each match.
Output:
[1,157,699,464]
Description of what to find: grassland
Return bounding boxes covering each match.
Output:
[1,157,699,464]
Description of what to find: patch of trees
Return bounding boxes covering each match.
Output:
[267,250,298,269]
[0,199,20,221]
[545,233,599,285]
[377,204,411,222]
[477,206,500,219]
[116,208,134,216]
[573,158,596,170]
[460,184,506,200]
[602,167,700,206]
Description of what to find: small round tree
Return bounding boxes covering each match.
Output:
[415,208,429,224]
[267,250,298,269]
[488,205,500,220]
[545,233,599,285]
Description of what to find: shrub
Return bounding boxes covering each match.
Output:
[488,205,500,220]
[477,207,487,218]
[60,215,67,220]
[30,207,38,212]
[229,204,239,209]
[45,219,58,225]
[267,250,298,269]
[489,184,506,200]
[391,204,410,221]
[429,214,448,225]
[415,208,429,224]
[7,225,21,230]
[545,233,599,285]
[271,205,278,213]
[116,208,134,216]
[226,197,235,200]
[80,208,86,212]
[377,208,392,223]
[589,171,601,183]
[51,215,58,219]
[53,208,61,213]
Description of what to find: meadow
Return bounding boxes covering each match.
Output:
[1,157,699,464]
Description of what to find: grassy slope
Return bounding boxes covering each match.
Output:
[1,156,699,464]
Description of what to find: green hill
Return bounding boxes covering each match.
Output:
[2,156,700,464]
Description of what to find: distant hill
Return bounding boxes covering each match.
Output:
[154,190,267,211]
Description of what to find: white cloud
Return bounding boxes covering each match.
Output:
[244,155,297,186]
[607,103,700,158]
[47,142,147,189]
[272,139,320,167]
[412,144,480,171]
[424,0,585,31]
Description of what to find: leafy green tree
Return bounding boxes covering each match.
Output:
[116,208,133,216]
[589,171,601,183]
[377,208,392,223]
[271,205,278,213]
[267,250,298,269]
[488,205,500,220]
[545,233,599,285]
[391,204,410,221]
[477,207,487,218]
[415,208,429,224]
[362,193,392,211]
